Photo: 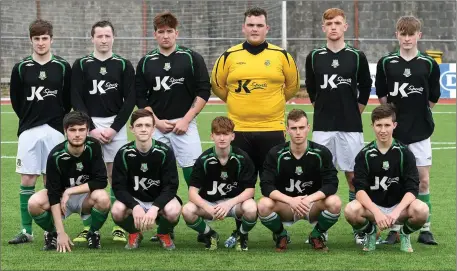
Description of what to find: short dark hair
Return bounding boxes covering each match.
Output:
[244,7,267,23]
[130,109,155,126]
[287,109,308,125]
[29,19,53,39]
[153,11,178,31]
[371,104,397,123]
[91,20,115,37]
[63,111,91,131]
[211,116,235,134]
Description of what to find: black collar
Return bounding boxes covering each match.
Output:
[243,41,268,55]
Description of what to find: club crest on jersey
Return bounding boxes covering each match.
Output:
[331,59,339,68]
[140,163,148,172]
[38,71,47,80]
[100,67,107,75]
[264,60,270,66]
[295,166,303,175]
[76,162,83,171]
[382,161,389,171]
[220,171,228,181]
[164,62,171,71]
[403,68,411,77]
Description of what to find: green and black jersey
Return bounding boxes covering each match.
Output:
[190,146,256,202]
[305,45,372,132]
[10,54,72,136]
[46,137,107,206]
[260,141,338,198]
[111,140,179,210]
[135,45,211,120]
[354,139,419,207]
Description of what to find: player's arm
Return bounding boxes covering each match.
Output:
[308,147,339,203]
[357,52,373,113]
[62,61,72,114]
[135,57,150,110]
[70,59,96,130]
[375,57,388,105]
[260,150,290,203]
[211,52,229,102]
[227,155,256,206]
[112,150,140,209]
[188,158,215,213]
[87,142,108,191]
[111,60,136,132]
[152,148,179,210]
[392,149,420,215]
[305,52,316,106]
[282,51,300,101]
[9,64,23,118]
[428,60,441,108]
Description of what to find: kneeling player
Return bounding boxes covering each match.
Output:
[344,104,429,252]
[258,109,341,252]
[28,111,110,252]
[111,109,181,250]
[182,117,257,251]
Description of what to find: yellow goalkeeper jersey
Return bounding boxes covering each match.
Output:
[211,42,300,131]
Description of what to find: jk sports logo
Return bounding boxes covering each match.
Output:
[390,82,424,98]
[152,76,185,91]
[69,175,89,187]
[207,181,237,196]
[27,86,58,101]
[89,80,119,95]
[234,80,267,93]
[285,178,313,193]
[370,176,399,191]
[320,74,352,89]
[133,176,160,191]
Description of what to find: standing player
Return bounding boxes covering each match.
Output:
[305,8,372,244]
[375,16,440,245]
[27,111,111,251]
[258,109,341,252]
[211,7,299,246]
[9,19,71,244]
[71,20,136,242]
[182,116,258,251]
[111,109,181,250]
[135,12,211,241]
[345,104,429,252]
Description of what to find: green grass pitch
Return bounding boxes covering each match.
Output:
[1,104,455,270]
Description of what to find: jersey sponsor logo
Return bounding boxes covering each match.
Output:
[220,171,228,181]
[100,67,107,75]
[295,166,303,176]
[89,80,119,95]
[164,62,171,71]
[133,176,160,191]
[382,161,389,171]
[390,82,423,97]
[76,162,84,171]
[264,60,271,66]
[285,178,313,193]
[69,175,89,187]
[403,68,411,77]
[152,76,185,91]
[207,181,238,196]
[140,163,148,172]
[235,80,251,93]
[331,59,339,68]
[320,74,352,89]
[38,71,47,80]
[27,86,58,101]
[370,176,399,191]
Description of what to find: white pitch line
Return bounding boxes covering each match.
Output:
[1,141,456,145]
[1,111,456,115]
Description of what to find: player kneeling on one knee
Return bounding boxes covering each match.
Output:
[258,109,341,252]
[182,116,258,251]
[28,111,110,252]
[111,109,182,250]
[344,104,429,252]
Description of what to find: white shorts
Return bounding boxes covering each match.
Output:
[92,116,128,163]
[408,138,432,166]
[153,118,202,168]
[133,197,155,213]
[312,131,364,172]
[283,201,316,226]
[62,193,89,219]
[375,204,398,215]
[204,198,238,221]
[16,124,64,174]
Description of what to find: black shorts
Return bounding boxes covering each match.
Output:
[232,131,286,177]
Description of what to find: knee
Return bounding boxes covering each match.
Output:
[28,191,48,215]
[410,200,429,222]
[91,190,111,211]
[111,201,127,222]
[163,201,182,222]
[257,197,274,217]
[325,195,342,214]
[27,194,41,215]
[419,179,430,192]
[344,201,362,222]
[21,174,38,186]
[182,202,197,221]
[241,199,258,219]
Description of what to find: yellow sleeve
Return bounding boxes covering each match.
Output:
[211,53,229,102]
[283,52,300,101]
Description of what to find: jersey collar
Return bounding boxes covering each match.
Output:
[243,41,268,55]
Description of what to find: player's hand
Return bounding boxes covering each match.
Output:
[156,119,175,134]
[60,190,71,215]
[373,210,391,230]
[90,128,109,144]
[289,196,308,217]
[386,209,401,226]
[142,206,159,231]
[145,106,153,113]
[101,128,117,142]
[132,205,146,231]
[214,201,233,220]
[56,232,73,253]
[172,119,190,135]
[300,195,312,214]
[203,205,217,220]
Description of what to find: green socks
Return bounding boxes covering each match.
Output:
[20,185,35,234]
